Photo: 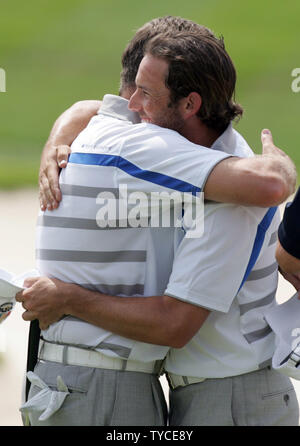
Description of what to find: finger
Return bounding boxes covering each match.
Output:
[261,129,274,153]
[23,277,40,288]
[39,170,58,210]
[45,170,61,207]
[261,128,272,139]
[39,321,49,330]
[45,160,62,207]
[39,174,51,211]
[15,290,24,302]
[22,310,37,322]
[56,145,70,169]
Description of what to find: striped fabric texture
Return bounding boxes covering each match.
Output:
[38,94,230,363]
[164,127,281,378]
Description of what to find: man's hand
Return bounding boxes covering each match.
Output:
[15,277,71,330]
[39,145,70,211]
[261,129,286,157]
[39,100,101,211]
[261,128,297,198]
[204,128,296,207]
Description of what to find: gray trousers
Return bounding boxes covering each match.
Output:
[169,366,299,426]
[25,360,167,426]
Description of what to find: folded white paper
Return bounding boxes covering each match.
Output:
[264,293,300,380]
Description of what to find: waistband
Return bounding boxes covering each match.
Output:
[166,365,273,390]
[38,340,163,375]
[166,372,206,389]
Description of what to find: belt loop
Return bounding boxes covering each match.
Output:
[121,359,127,371]
[154,360,164,376]
[62,345,68,365]
[38,339,45,359]
[166,373,176,390]
[183,376,189,385]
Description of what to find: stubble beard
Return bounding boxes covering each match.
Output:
[153,102,185,135]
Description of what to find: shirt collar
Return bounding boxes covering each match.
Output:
[211,123,235,154]
[98,94,140,124]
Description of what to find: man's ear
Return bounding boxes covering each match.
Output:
[181,92,202,119]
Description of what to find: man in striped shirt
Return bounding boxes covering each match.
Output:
[19,18,298,426]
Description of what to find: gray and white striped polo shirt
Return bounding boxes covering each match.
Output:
[38,94,231,363]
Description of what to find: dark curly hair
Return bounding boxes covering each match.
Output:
[120,16,214,91]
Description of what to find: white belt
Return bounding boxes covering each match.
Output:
[38,340,162,375]
[167,372,206,389]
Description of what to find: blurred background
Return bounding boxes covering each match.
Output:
[0,0,299,426]
[0,0,300,186]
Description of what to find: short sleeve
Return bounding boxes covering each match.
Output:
[164,203,264,313]
[120,126,232,195]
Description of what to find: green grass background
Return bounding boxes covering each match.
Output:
[0,0,299,188]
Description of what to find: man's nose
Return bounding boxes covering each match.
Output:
[128,89,141,112]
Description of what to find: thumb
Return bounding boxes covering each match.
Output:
[261,129,274,154]
[56,145,71,168]
[23,277,40,288]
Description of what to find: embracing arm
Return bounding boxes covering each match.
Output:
[39,100,101,210]
[41,125,296,210]
[16,277,209,348]
[204,130,296,207]
[16,203,260,345]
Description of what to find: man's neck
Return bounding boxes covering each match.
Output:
[180,116,222,148]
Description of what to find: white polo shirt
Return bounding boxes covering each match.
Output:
[164,127,280,377]
[37,94,231,363]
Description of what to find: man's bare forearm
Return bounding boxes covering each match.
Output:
[63,285,180,346]
[43,100,101,148]
[17,277,208,348]
[204,130,296,207]
[40,122,296,209]
[204,154,296,207]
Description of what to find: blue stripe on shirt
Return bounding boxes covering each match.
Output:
[238,206,278,292]
[69,152,201,195]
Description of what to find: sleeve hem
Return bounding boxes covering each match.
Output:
[200,154,234,191]
[164,286,232,313]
